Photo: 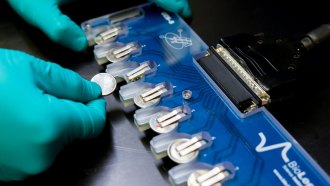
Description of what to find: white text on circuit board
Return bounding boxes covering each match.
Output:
[161,12,175,24]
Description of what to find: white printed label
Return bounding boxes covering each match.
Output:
[256,132,315,186]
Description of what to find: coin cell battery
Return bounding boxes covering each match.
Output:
[187,167,231,186]
[168,136,207,164]
[84,25,112,46]
[81,7,142,46]
[91,73,117,96]
[94,42,141,65]
[106,42,141,63]
[94,24,127,45]
[125,62,152,82]
[106,60,157,83]
[133,84,168,108]
[149,108,188,134]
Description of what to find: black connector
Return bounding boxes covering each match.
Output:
[218,33,303,104]
[197,47,262,112]
[196,24,330,113]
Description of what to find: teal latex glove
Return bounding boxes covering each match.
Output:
[7,0,87,52]
[150,0,192,18]
[0,49,106,181]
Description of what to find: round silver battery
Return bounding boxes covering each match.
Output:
[187,170,222,186]
[133,88,160,108]
[94,35,105,45]
[94,34,117,45]
[106,48,130,63]
[167,138,199,164]
[91,73,117,96]
[149,112,178,134]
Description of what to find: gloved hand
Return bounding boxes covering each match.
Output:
[150,0,192,18]
[7,0,191,52]
[0,49,106,181]
[7,0,87,52]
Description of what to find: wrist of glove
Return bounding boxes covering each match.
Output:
[0,49,106,181]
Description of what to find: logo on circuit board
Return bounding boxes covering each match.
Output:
[256,133,315,186]
[255,132,292,163]
[159,29,192,50]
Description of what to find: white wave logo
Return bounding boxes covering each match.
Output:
[255,132,292,163]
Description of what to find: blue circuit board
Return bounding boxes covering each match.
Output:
[81,3,330,186]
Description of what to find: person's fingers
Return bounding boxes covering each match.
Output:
[151,0,192,18]
[8,0,87,51]
[30,55,101,103]
[180,1,192,18]
[53,97,107,141]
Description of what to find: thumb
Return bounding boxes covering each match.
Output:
[8,0,87,51]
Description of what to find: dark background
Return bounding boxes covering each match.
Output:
[0,0,329,185]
